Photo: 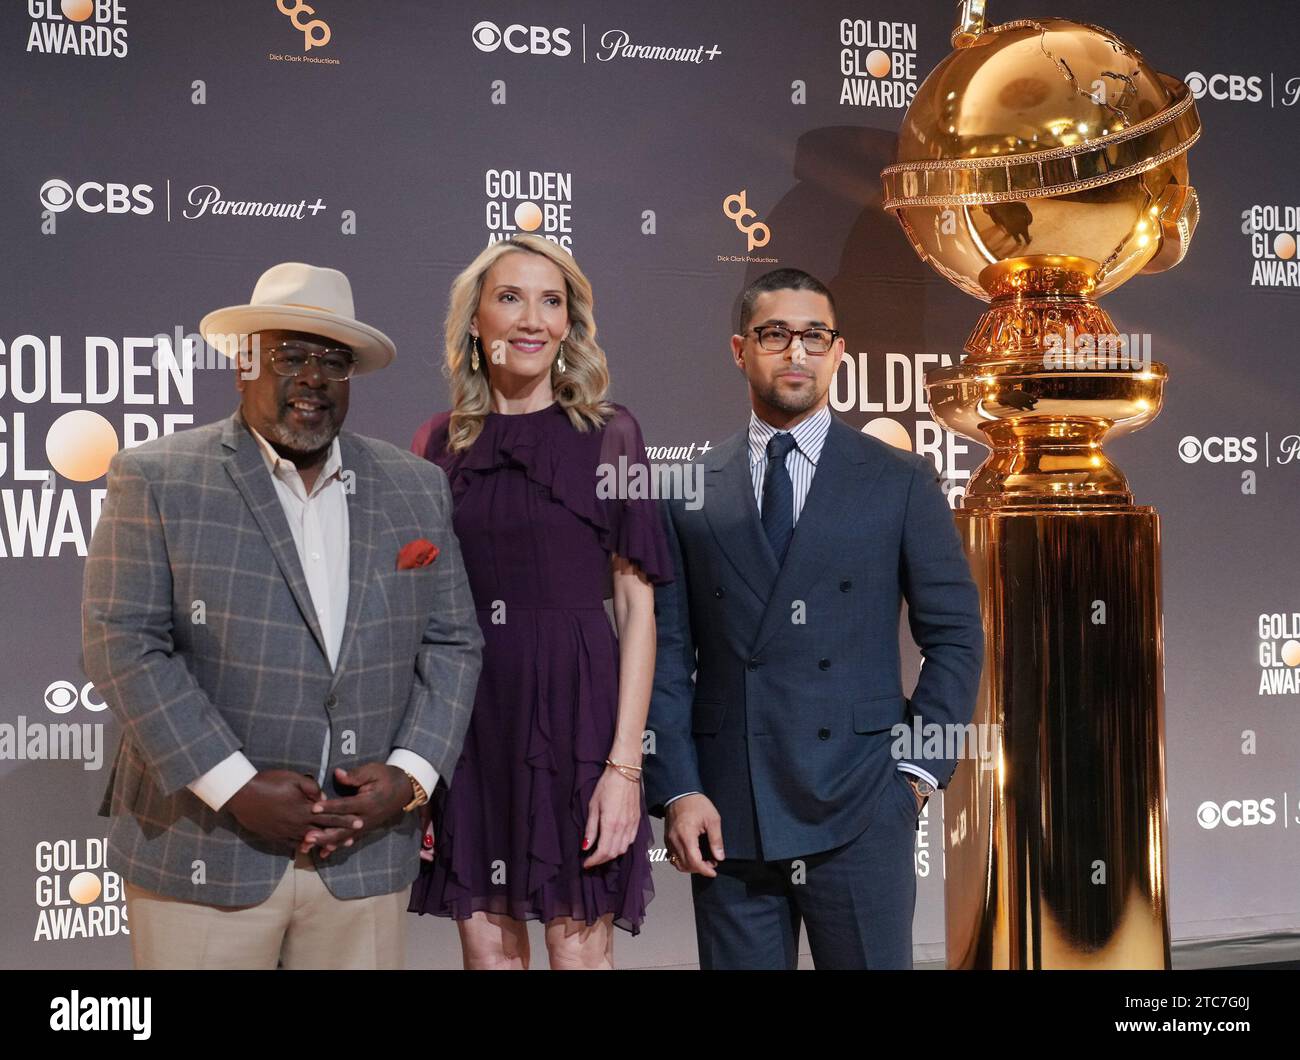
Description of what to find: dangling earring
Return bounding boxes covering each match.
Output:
[555,340,566,374]
[470,335,480,372]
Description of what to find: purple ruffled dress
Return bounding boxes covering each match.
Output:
[407,400,672,934]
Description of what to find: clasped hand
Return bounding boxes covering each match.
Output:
[225,764,412,858]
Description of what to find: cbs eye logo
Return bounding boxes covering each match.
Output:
[1177,435,1257,464]
[39,179,73,211]
[1184,71,1263,102]
[471,20,572,56]
[44,680,107,715]
[1196,798,1276,829]
[40,178,153,215]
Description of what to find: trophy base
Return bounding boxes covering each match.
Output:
[925,358,1168,508]
[924,280,1167,509]
[944,505,1172,970]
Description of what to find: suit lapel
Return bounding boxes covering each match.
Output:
[221,410,330,664]
[751,415,887,656]
[330,429,381,686]
[703,429,780,604]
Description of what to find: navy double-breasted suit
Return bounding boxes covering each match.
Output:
[645,410,983,967]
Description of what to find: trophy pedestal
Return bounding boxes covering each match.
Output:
[876,6,1201,974]
[944,506,1172,969]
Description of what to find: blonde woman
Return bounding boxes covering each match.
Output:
[407,235,672,968]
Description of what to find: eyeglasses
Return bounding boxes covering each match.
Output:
[264,342,357,381]
[750,325,840,354]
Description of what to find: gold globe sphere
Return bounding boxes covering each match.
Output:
[881,16,1201,302]
[878,9,1203,509]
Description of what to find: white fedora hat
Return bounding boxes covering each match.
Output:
[200,262,396,375]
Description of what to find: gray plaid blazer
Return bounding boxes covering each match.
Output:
[82,408,484,906]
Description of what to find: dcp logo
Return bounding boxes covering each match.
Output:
[471,20,572,56]
[1196,798,1276,829]
[723,190,771,253]
[1184,71,1263,102]
[40,178,154,215]
[277,0,330,51]
[1177,435,1257,463]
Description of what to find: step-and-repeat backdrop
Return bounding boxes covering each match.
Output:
[2,0,1297,968]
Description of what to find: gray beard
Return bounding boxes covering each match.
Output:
[262,417,338,454]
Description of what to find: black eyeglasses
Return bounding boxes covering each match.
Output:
[750,325,840,354]
[264,342,357,381]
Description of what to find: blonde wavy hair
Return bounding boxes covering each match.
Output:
[442,234,613,452]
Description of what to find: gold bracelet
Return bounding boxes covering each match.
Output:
[401,770,429,812]
[605,758,642,783]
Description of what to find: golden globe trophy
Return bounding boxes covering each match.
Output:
[880,2,1201,969]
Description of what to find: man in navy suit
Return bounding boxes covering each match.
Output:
[645,268,983,969]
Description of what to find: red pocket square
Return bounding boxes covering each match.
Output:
[397,538,439,570]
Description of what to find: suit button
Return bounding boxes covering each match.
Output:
[819,658,831,670]
[747,657,760,671]
[840,580,852,592]
[325,693,338,709]
[714,587,725,598]
[818,727,831,740]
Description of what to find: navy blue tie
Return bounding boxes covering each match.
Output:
[761,432,797,566]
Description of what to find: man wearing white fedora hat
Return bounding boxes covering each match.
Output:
[83,262,484,968]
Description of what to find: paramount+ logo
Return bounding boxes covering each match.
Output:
[471,20,572,57]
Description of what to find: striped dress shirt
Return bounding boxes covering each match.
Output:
[748,404,831,522]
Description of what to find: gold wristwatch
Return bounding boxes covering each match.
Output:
[905,773,935,806]
[401,770,429,812]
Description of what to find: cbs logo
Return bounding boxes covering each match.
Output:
[472,20,572,57]
[1177,435,1257,464]
[1184,71,1263,102]
[44,680,107,715]
[1196,798,1276,829]
[40,178,153,215]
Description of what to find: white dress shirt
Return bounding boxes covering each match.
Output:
[187,423,437,811]
[666,403,938,809]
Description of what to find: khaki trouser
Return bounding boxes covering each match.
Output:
[124,851,407,969]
